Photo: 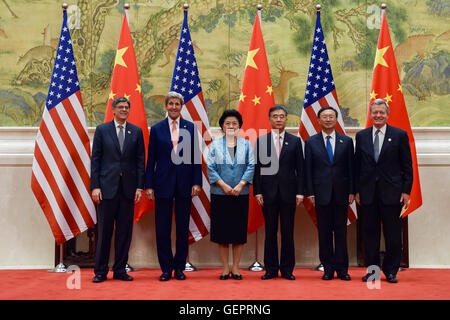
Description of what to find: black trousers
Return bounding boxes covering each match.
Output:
[315,195,349,276]
[361,200,403,277]
[262,190,296,276]
[155,191,192,273]
[94,183,134,277]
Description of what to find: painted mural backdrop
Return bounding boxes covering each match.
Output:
[0,0,449,127]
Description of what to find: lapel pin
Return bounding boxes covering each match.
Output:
[128,130,131,134]
[339,139,343,143]
[285,142,288,145]
[388,138,392,142]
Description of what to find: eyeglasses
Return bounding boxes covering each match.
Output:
[114,105,130,110]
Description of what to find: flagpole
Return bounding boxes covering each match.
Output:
[45,4,71,275]
[181,2,200,272]
[378,2,408,273]
[310,3,324,273]
[248,3,265,272]
[122,2,138,273]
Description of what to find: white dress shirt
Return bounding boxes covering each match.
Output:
[372,124,386,151]
[114,119,127,137]
[321,130,336,155]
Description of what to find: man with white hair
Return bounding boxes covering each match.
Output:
[355,98,413,284]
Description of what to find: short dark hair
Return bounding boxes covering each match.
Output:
[317,106,338,118]
[268,105,288,118]
[112,96,131,108]
[219,109,243,129]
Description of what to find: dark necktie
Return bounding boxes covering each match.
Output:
[374,129,380,162]
[118,125,124,152]
[326,135,333,163]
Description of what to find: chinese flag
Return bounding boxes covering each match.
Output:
[366,9,422,217]
[238,13,275,234]
[104,12,154,222]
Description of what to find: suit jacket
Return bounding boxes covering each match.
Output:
[206,136,255,196]
[253,132,304,205]
[304,131,355,206]
[145,117,202,198]
[90,120,145,200]
[355,124,413,205]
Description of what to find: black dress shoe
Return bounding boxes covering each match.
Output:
[362,272,378,282]
[159,272,172,281]
[261,273,278,280]
[231,273,242,280]
[219,273,230,280]
[281,274,296,280]
[386,274,398,283]
[338,274,351,281]
[174,270,186,280]
[92,274,107,283]
[322,273,334,280]
[113,273,133,281]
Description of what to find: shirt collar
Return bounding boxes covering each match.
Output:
[373,124,387,136]
[168,116,180,127]
[322,130,336,140]
[272,130,286,140]
[114,119,126,128]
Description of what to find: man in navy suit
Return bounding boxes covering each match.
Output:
[145,91,202,281]
[91,97,145,283]
[253,106,304,281]
[305,106,355,281]
[355,99,413,283]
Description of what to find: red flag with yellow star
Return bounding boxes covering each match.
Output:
[238,12,275,234]
[104,11,154,222]
[366,9,422,217]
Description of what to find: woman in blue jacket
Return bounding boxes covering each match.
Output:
[207,109,255,280]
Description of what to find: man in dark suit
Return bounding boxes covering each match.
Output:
[355,98,413,284]
[145,91,202,282]
[305,106,355,281]
[91,97,145,283]
[253,106,304,280]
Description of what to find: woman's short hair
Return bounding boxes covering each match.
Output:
[218,109,243,129]
[165,91,184,106]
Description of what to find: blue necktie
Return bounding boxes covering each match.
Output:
[326,135,333,163]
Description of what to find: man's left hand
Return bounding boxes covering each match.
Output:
[192,185,201,197]
[135,189,142,204]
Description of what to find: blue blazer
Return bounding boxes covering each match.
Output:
[90,120,145,200]
[207,136,255,196]
[145,117,202,198]
[305,131,355,206]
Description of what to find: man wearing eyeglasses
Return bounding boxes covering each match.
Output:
[304,106,355,281]
[90,96,145,283]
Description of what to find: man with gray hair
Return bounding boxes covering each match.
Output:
[91,96,145,282]
[145,91,202,282]
[355,98,413,283]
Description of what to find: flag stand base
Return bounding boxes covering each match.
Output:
[185,261,198,272]
[48,263,68,273]
[125,264,138,272]
[248,261,264,272]
[311,264,324,272]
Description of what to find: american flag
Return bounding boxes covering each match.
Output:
[31,9,96,244]
[170,9,211,243]
[298,9,357,224]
